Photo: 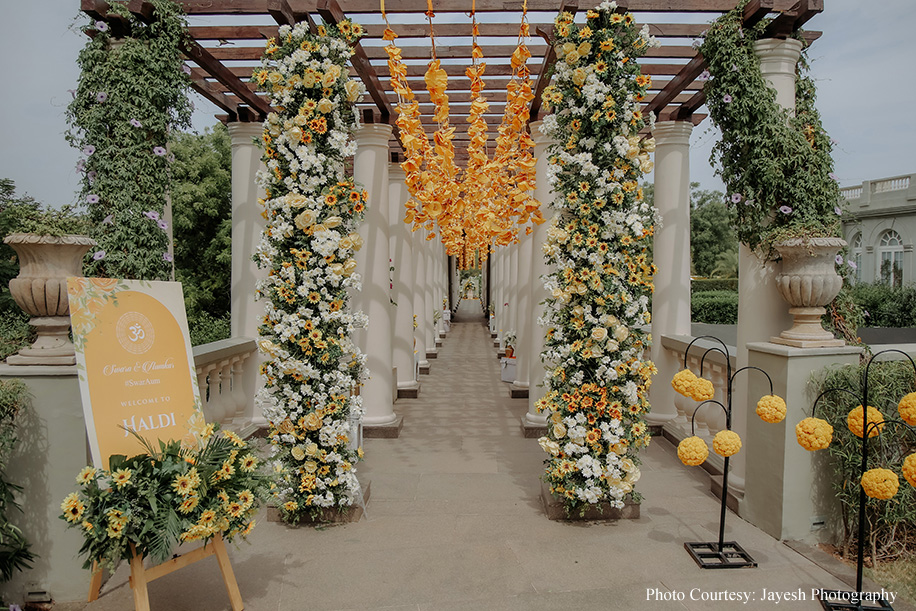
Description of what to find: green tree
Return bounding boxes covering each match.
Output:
[169,125,232,320]
[0,180,40,312]
[689,183,736,277]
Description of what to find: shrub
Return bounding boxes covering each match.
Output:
[851,284,916,328]
[810,360,916,563]
[187,311,231,347]
[0,310,31,362]
[691,290,738,324]
[691,278,738,293]
[0,379,35,583]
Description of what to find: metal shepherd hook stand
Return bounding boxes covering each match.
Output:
[681,335,774,569]
[808,349,916,611]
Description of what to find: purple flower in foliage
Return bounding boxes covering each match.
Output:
[835,255,844,265]
[779,205,793,214]
[86,194,100,204]
[92,250,106,261]
[130,118,142,128]
[157,219,169,231]
[163,252,173,263]
[722,94,733,103]
[96,92,108,103]
[143,211,160,221]
[730,193,742,204]
[95,21,108,32]
[83,145,96,156]
[153,146,167,156]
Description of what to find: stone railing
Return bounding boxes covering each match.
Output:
[839,185,862,201]
[872,175,910,194]
[193,337,263,438]
[660,334,737,473]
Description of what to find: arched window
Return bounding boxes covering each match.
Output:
[851,233,862,284]
[877,230,904,287]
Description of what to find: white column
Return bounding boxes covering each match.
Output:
[647,120,693,427]
[424,235,438,358]
[227,122,267,339]
[389,164,419,392]
[437,244,447,336]
[508,241,519,341]
[353,123,398,431]
[525,121,555,430]
[513,228,534,389]
[413,227,430,371]
[733,37,803,494]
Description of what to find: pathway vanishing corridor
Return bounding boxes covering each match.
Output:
[73,299,897,611]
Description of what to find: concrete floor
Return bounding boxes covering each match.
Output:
[63,300,911,611]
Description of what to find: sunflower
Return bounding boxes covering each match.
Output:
[112,468,132,488]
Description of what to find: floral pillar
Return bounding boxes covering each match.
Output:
[647,120,692,428]
[523,121,554,433]
[389,164,419,394]
[228,122,267,340]
[732,37,803,494]
[353,123,400,434]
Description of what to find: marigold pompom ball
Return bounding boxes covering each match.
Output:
[860,468,899,500]
[677,436,708,466]
[671,369,715,402]
[903,454,916,488]
[796,417,833,451]
[712,430,742,457]
[847,405,885,438]
[756,395,787,424]
[898,392,916,426]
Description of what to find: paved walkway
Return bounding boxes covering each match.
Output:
[71,299,908,611]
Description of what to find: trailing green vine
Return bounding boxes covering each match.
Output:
[0,379,35,584]
[67,0,192,280]
[699,1,842,260]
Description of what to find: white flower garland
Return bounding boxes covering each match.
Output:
[253,20,368,521]
[537,3,659,513]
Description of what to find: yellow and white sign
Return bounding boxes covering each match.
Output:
[67,278,206,469]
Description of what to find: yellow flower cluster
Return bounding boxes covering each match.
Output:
[860,468,899,500]
[671,369,714,402]
[61,492,86,523]
[713,430,742,457]
[795,417,833,451]
[903,454,916,488]
[677,436,708,466]
[846,405,885,438]
[756,394,787,424]
[898,392,916,426]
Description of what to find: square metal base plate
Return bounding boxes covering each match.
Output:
[684,541,757,569]
[815,590,893,610]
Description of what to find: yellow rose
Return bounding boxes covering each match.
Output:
[349,233,364,251]
[591,327,608,341]
[316,98,334,113]
[553,423,567,438]
[288,126,302,141]
[304,460,318,474]
[294,210,318,232]
[572,67,588,86]
[345,80,362,102]
[565,50,580,65]
[577,42,592,56]
[324,216,342,228]
[343,258,358,275]
[305,412,322,431]
[339,236,353,250]
[614,325,629,342]
[305,443,319,457]
[290,446,306,461]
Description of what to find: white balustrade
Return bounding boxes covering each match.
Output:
[193,337,261,438]
[872,175,910,193]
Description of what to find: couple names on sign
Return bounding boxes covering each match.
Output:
[67,278,205,469]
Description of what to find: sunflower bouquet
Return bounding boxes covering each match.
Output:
[60,427,269,571]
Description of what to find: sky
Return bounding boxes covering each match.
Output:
[1,0,914,208]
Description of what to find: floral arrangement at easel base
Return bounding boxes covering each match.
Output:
[60,428,268,571]
[536,1,659,515]
[252,19,368,523]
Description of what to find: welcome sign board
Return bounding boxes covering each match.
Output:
[67,278,206,469]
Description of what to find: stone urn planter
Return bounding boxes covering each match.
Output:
[771,236,846,348]
[4,233,95,365]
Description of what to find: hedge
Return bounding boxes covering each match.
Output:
[691,290,738,324]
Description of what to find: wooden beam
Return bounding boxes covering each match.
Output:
[530,0,578,122]
[316,0,403,147]
[183,39,273,117]
[189,74,240,115]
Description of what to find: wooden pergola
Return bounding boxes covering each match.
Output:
[81,0,823,164]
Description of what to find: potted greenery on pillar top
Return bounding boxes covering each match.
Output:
[699,0,857,346]
[3,203,94,365]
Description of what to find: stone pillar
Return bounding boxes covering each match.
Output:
[508,241,519,342]
[733,38,803,493]
[523,121,554,434]
[413,227,430,374]
[353,123,400,435]
[389,164,419,397]
[743,343,860,542]
[512,228,534,393]
[227,122,267,340]
[648,120,693,427]
[424,235,438,359]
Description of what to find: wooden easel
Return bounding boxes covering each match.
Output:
[88,533,243,611]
